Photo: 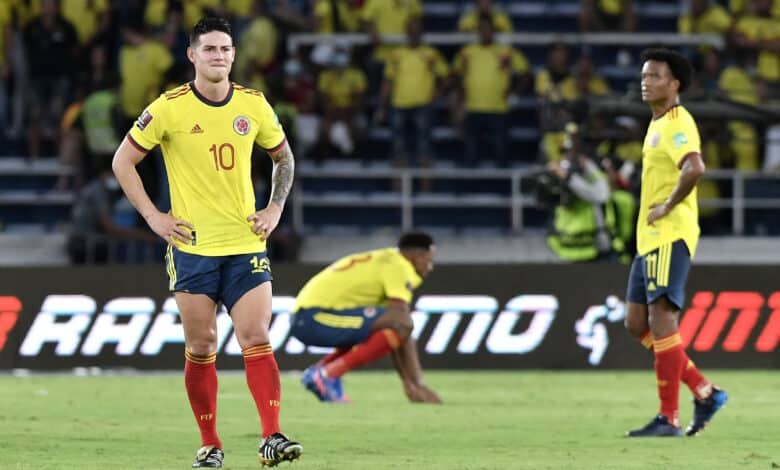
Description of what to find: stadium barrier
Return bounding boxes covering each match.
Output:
[0,265,777,371]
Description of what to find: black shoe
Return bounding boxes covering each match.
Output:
[192,446,224,468]
[626,414,683,437]
[258,432,303,467]
[686,387,729,436]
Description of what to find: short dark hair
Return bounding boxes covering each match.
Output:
[190,17,233,46]
[398,232,434,251]
[640,48,693,93]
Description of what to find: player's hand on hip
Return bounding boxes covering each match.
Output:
[647,202,671,226]
[247,203,282,241]
[146,211,194,245]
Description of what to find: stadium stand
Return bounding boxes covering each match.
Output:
[0,0,779,264]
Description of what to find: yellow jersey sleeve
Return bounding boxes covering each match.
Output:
[127,95,167,151]
[380,257,415,303]
[253,93,286,151]
[663,109,701,167]
[431,47,449,78]
[360,0,379,21]
[385,49,400,79]
[351,68,367,94]
[510,48,529,74]
[452,47,466,76]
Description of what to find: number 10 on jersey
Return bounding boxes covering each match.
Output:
[210,143,235,171]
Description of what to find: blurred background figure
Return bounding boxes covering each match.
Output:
[22,0,79,160]
[578,0,637,32]
[316,47,366,159]
[312,0,363,33]
[452,14,529,167]
[375,17,449,173]
[234,0,278,92]
[540,123,634,263]
[66,157,159,264]
[457,0,513,33]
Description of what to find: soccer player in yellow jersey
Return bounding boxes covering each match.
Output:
[111,17,301,468]
[290,233,442,404]
[624,49,728,438]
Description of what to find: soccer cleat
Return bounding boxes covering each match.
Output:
[626,414,683,437]
[192,446,224,468]
[258,432,303,467]
[331,376,352,403]
[301,366,342,402]
[685,387,729,436]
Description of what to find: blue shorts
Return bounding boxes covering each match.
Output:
[165,247,273,312]
[626,239,691,310]
[289,306,386,348]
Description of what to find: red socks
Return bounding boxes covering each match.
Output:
[653,333,686,426]
[324,329,402,378]
[639,329,713,400]
[184,350,222,448]
[316,347,350,367]
[243,343,281,438]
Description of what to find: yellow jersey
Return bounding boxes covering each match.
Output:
[62,0,109,44]
[453,43,529,113]
[457,10,514,33]
[317,67,367,109]
[314,0,362,33]
[734,16,780,82]
[638,105,701,257]
[295,248,423,311]
[361,0,422,62]
[0,3,10,67]
[119,40,173,117]
[127,82,286,256]
[385,45,449,108]
[678,5,731,34]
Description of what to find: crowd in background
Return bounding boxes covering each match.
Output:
[0,0,778,263]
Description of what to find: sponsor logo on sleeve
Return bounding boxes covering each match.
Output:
[672,132,688,149]
[136,110,153,131]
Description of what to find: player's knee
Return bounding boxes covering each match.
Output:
[187,340,217,357]
[235,330,270,349]
[390,317,413,340]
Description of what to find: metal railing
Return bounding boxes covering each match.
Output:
[286,32,724,53]
[292,167,780,235]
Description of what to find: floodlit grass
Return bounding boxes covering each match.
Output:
[2,370,778,469]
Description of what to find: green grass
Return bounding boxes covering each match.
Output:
[2,370,778,469]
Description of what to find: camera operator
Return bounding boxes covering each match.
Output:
[544,122,629,262]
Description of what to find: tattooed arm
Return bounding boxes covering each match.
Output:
[247,140,295,241]
[268,140,295,208]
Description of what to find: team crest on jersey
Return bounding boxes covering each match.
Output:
[650,132,660,148]
[233,115,251,136]
[136,110,153,131]
[364,307,377,318]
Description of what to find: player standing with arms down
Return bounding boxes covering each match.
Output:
[624,48,728,438]
[290,232,441,404]
[112,17,302,468]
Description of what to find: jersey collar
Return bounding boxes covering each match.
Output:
[191,81,234,107]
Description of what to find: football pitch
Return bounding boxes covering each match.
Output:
[3,370,778,469]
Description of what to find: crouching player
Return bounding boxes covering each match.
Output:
[290,232,441,404]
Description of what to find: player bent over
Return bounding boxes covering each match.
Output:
[290,232,442,404]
